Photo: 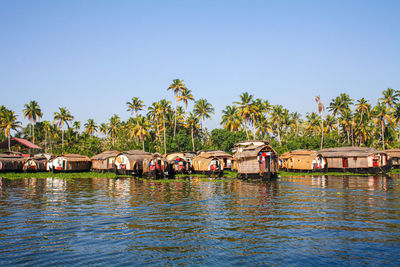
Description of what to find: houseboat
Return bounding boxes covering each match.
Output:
[319,147,390,174]
[114,150,153,175]
[91,150,120,173]
[233,140,279,179]
[51,154,91,172]
[0,152,26,172]
[165,152,193,174]
[192,151,224,176]
[385,149,400,169]
[142,153,172,178]
[23,155,48,172]
[280,150,326,172]
[200,150,233,170]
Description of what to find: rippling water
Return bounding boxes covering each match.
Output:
[1,175,400,266]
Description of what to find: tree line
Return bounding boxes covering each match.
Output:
[0,80,398,156]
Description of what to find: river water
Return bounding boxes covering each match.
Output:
[0,175,400,266]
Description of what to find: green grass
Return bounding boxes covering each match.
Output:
[388,169,400,174]
[0,172,129,180]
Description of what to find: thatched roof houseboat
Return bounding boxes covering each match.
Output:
[165,152,194,174]
[200,150,233,170]
[143,153,172,178]
[233,141,279,179]
[0,152,26,172]
[91,150,120,172]
[319,147,390,173]
[51,154,91,172]
[114,150,153,175]
[280,150,326,172]
[192,151,224,176]
[23,155,48,172]
[385,149,400,169]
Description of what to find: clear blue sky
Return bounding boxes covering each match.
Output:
[1,0,399,129]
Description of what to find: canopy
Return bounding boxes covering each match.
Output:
[0,137,42,149]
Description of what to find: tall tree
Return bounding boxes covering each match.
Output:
[167,79,187,137]
[130,115,150,150]
[177,88,194,117]
[234,92,255,139]
[221,105,242,132]
[373,102,391,150]
[0,109,21,151]
[23,100,43,144]
[194,99,215,134]
[53,107,74,150]
[107,115,121,147]
[379,88,399,109]
[126,97,145,118]
[186,112,200,152]
[315,95,325,149]
[84,119,98,136]
[158,99,172,154]
[73,121,81,142]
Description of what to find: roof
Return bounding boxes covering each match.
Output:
[198,150,232,158]
[91,150,120,160]
[234,144,278,160]
[319,147,384,158]
[123,150,152,156]
[280,150,318,159]
[385,149,400,157]
[0,137,42,149]
[55,154,91,162]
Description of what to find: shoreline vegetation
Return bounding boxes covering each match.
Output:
[0,84,399,159]
[1,170,396,180]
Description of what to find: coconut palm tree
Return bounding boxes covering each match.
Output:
[0,109,22,151]
[373,102,392,150]
[177,88,194,117]
[379,88,399,109]
[53,107,74,150]
[270,105,285,144]
[315,95,325,149]
[167,79,187,137]
[84,119,98,136]
[193,99,214,134]
[107,115,121,147]
[126,97,145,118]
[130,115,150,150]
[99,123,108,135]
[42,120,51,152]
[158,99,172,154]
[72,121,81,142]
[186,112,200,152]
[23,100,43,144]
[221,105,242,132]
[234,92,255,139]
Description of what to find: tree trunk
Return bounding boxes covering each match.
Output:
[45,131,47,152]
[32,123,35,144]
[62,128,64,150]
[382,121,385,150]
[191,126,195,152]
[174,100,177,137]
[320,115,324,150]
[142,138,145,151]
[163,114,167,154]
[8,133,11,152]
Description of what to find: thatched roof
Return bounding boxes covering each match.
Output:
[118,150,153,162]
[200,150,232,158]
[234,144,277,160]
[196,152,221,159]
[91,150,120,160]
[123,150,152,156]
[385,149,400,157]
[280,150,318,159]
[319,147,384,158]
[234,140,269,148]
[57,154,91,162]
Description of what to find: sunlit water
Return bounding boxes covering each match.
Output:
[1,175,400,266]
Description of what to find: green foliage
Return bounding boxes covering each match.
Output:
[207,128,246,152]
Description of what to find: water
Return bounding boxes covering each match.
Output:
[1,175,400,266]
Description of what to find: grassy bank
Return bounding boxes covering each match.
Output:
[0,172,129,180]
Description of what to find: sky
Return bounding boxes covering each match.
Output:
[1,0,399,130]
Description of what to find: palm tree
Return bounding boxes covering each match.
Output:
[177,88,194,117]
[126,97,145,118]
[72,121,81,142]
[23,100,43,144]
[373,102,391,150]
[158,99,172,154]
[107,115,121,147]
[234,92,255,139]
[270,105,285,144]
[379,88,399,109]
[221,105,242,132]
[0,109,22,151]
[194,99,215,134]
[315,95,325,149]
[99,123,108,135]
[186,112,200,152]
[84,119,98,136]
[42,120,51,152]
[167,79,187,137]
[53,107,74,150]
[130,115,150,150]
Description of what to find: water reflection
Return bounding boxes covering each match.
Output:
[0,176,399,265]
